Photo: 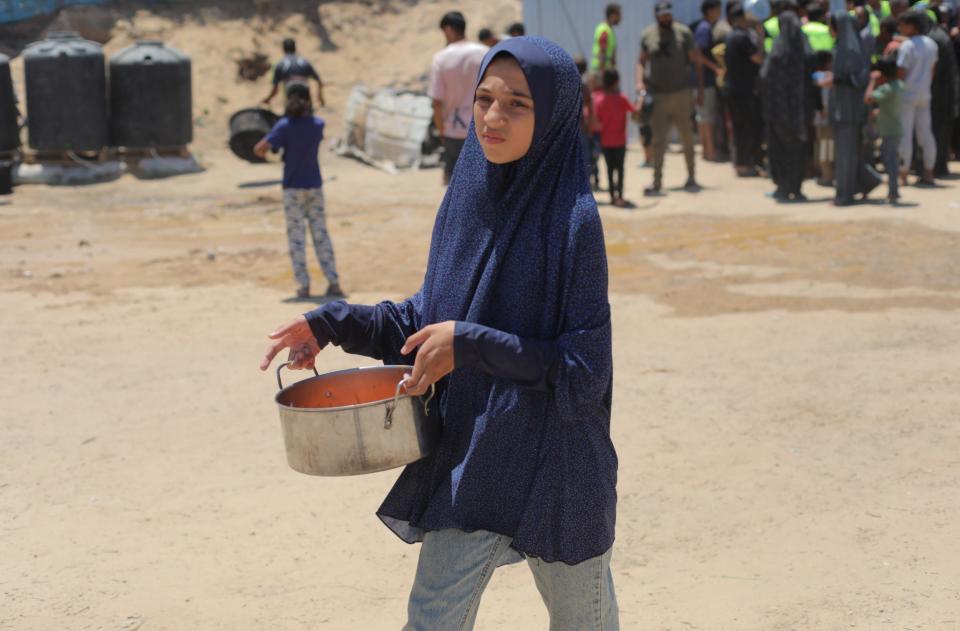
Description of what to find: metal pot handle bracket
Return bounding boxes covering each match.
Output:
[384,379,436,429]
[276,361,320,390]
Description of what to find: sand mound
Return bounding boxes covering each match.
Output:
[4,0,521,152]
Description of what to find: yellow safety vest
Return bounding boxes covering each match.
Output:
[802,21,835,52]
[591,22,617,70]
[849,8,881,37]
[764,16,780,53]
[880,0,891,17]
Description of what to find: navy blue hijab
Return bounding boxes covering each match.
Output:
[421,36,591,327]
[377,37,617,565]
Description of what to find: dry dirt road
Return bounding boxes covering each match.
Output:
[2,146,959,630]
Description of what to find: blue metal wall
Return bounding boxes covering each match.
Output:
[0,0,109,24]
[523,0,705,102]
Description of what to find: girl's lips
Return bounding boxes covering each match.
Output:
[482,133,505,144]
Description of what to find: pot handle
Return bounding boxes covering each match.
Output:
[384,379,436,429]
[276,361,320,390]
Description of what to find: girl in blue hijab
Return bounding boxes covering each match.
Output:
[261,37,619,630]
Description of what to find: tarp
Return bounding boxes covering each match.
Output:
[0,0,109,24]
[332,85,440,174]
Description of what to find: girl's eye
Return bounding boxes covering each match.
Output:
[511,100,530,109]
[476,95,492,104]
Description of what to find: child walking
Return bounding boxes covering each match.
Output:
[260,36,619,630]
[865,57,904,204]
[255,82,343,298]
[588,71,605,190]
[594,68,639,207]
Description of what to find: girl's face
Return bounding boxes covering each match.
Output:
[474,56,535,164]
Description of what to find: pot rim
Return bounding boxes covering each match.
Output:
[275,364,419,414]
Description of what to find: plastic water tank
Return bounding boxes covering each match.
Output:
[110,41,193,149]
[0,53,19,152]
[23,32,108,152]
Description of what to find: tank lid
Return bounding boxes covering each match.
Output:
[25,31,104,56]
[112,40,189,64]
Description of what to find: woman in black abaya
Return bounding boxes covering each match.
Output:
[761,11,813,201]
[829,13,881,206]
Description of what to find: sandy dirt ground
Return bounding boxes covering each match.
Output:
[3,143,960,630]
[3,1,960,630]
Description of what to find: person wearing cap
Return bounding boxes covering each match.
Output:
[254,82,342,299]
[262,38,325,108]
[429,11,489,185]
[638,0,704,195]
[592,3,622,72]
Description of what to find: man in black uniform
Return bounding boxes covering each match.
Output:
[262,38,325,108]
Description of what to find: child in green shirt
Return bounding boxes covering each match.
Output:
[865,57,903,204]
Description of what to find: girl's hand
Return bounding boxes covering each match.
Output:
[260,315,323,371]
[400,321,456,396]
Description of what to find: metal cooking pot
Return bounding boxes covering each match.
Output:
[274,363,438,476]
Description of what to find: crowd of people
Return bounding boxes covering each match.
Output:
[583,0,960,206]
[254,3,960,296]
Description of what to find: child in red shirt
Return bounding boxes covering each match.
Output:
[588,73,604,191]
[594,68,639,207]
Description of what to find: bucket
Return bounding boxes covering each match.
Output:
[228,107,279,163]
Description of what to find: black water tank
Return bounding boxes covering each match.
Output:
[0,53,19,152]
[23,32,108,152]
[110,41,192,149]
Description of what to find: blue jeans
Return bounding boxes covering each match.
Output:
[403,528,619,631]
[880,135,900,199]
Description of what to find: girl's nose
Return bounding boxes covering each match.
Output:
[484,100,507,127]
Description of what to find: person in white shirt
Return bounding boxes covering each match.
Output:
[429,11,489,185]
[896,10,938,184]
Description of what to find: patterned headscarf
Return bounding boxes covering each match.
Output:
[419,36,595,331]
